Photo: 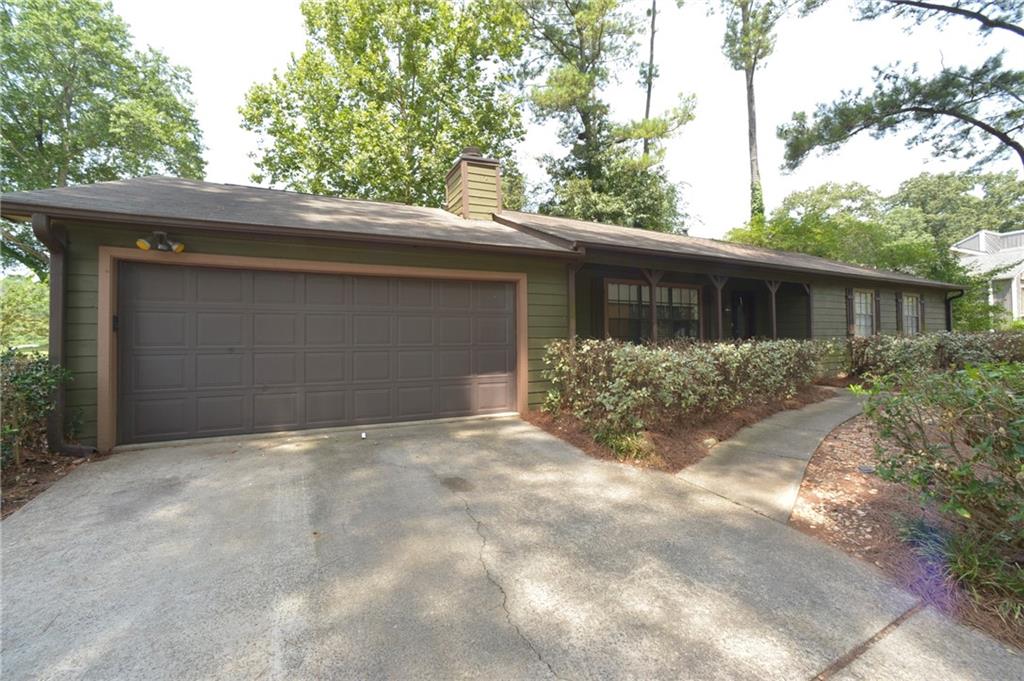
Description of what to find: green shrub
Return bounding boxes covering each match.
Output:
[850,331,1024,376]
[543,338,831,443]
[863,363,1024,622]
[1,349,70,467]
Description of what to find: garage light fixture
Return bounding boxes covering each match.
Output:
[136,231,185,253]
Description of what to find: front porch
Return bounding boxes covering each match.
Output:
[570,263,813,342]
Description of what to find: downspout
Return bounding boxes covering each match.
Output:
[31,214,96,456]
[944,289,965,332]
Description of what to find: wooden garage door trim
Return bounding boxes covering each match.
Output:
[96,246,528,452]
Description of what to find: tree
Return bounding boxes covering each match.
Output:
[715,0,792,220]
[524,0,693,231]
[0,275,48,350]
[1,0,205,278]
[241,0,527,209]
[780,0,1023,170]
[727,172,1024,329]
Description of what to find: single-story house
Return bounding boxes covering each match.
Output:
[2,148,961,453]
[951,229,1024,324]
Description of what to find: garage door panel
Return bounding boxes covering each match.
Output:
[254,393,300,429]
[353,277,390,306]
[254,353,299,386]
[196,394,249,433]
[352,388,391,420]
[438,281,471,309]
[397,351,433,380]
[353,315,391,345]
[133,312,188,347]
[306,390,347,425]
[305,274,348,306]
[304,352,346,383]
[397,279,432,307]
[197,312,245,346]
[132,266,187,302]
[478,381,513,411]
[439,317,471,344]
[254,313,299,346]
[132,397,191,440]
[196,353,246,388]
[397,316,433,344]
[438,384,473,414]
[306,314,347,345]
[254,271,299,304]
[439,350,472,378]
[119,262,515,444]
[133,355,189,392]
[197,269,245,304]
[397,385,434,418]
[352,351,390,382]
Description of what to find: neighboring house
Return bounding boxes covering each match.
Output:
[1,148,960,452]
[951,229,1024,324]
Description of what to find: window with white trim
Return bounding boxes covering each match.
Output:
[854,289,874,337]
[902,293,921,335]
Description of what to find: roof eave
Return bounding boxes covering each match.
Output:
[581,242,961,290]
[1,202,581,260]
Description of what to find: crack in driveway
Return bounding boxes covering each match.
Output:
[459,497,562,680]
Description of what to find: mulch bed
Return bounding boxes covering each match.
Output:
[791,415,1023,649]
[525,384,837,474]
[1,450,99,519]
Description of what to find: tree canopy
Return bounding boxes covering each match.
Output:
[781,0,1023,171]
[241,0,527,209]
[727,171,1024,329]
[523,0,694,231]
[1,0,205,278]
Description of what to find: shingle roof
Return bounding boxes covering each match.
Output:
[0,176,574,256]
[1,176,960,289]
[499,211,960,289]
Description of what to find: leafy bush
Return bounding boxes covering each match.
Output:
[1,349,70,467]
[0,275,49,351]
[850,331,1024,376]
[863,363,1024,621]
[543,338,832,454]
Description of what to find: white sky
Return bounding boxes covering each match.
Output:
[110,0,1021,239]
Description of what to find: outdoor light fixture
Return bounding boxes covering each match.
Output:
[135,231,185,253]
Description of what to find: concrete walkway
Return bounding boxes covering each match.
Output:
[678,389,864,522]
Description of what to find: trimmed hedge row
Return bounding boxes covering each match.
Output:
[850,331,1024,376]
[543,338,832,445]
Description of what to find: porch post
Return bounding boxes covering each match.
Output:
[710,275,728,340]
[641,269,664,342]
[567,263,582,347]
[801,283,813,339]
[765,280,781,339]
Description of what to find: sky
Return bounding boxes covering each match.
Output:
[110,0,1021,239]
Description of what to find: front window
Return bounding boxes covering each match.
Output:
[607,281,650,341]
[854,289,874,337]
[656,285,700,340]
[606,280,701,342]
[902,293,921,335]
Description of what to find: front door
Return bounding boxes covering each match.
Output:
[731,291,756,339]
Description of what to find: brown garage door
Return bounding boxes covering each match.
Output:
[117,262,516,444]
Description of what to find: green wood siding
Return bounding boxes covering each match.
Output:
[811,283,949,339]
[810,285,848,339]
[62,224,568,445]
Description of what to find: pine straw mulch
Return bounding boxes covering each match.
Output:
[791,415,1023,650]
[1,449,101,519]
[525,384,837,474]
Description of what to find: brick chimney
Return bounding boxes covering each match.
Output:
[445,146,502,220]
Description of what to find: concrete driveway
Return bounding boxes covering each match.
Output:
[2,417,1019,680]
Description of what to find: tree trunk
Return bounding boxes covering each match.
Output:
[643,0,657,156]
[745,64,764,220]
